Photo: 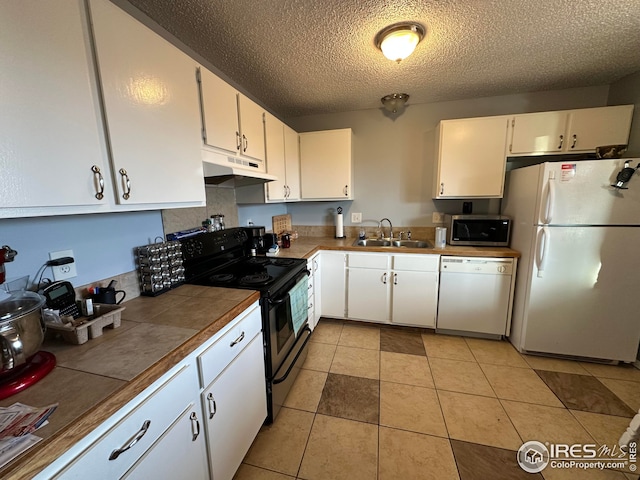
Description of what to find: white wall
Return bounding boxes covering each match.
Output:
[608,71,640,156]
[280,85,610,227]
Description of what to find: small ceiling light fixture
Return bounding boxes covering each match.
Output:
[381,93,410,113]
[375,22,425,62]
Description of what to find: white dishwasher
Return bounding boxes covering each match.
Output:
[437,256,515,337]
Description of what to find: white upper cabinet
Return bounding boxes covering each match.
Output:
[198,67,266,165]
[0,0,109,213]
[508,105,634,155]
[263,114,300,202]
[433,116,510,199]
[299,129,353,200]
[89,0,205,205]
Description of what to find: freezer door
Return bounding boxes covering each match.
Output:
[522,225,640,361]
[537,159,640,226]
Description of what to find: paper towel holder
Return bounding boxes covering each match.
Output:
[335,206,346,239]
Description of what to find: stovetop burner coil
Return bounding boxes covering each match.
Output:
[240,272,273,285]
[209,273,236,283]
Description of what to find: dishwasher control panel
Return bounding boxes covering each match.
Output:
[440,257,514,275]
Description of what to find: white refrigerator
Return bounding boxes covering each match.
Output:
[502,158,640,362]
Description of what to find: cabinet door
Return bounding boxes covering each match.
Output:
[509,112,568,154]
[284,125,301,201]
[123,405,209,480]
[199,67,240,154]
[347,268,389,322]
[566,105,634,152]
[435,117,509,198]
[0,0,108,210]
[264,113,286,201]
[238,94,266,162]
[89,0,204,205]
[202,334,267,480]
[319,252,346,318]
[391,271,438,327]
[300,129,352,200]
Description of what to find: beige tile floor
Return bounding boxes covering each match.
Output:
[237,320,640,480]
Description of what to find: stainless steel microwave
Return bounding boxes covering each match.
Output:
[445,215,511,247]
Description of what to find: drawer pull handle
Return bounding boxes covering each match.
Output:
[119,168,131,200]
[393,273,398,285]
[230,331,245,347]
[207,393,217,419]
[557,134,564,150]
[190,412,200,441]
[109,420,151,460]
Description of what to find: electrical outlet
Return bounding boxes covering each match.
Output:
[432,212,446,224]
[351,212,362,223]
[49,249,77,281]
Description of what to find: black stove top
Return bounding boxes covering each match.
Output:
[178,228,307,295]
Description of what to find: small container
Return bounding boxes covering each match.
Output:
[359,229,366,240]
[282,234,291,248]
[250,248,257,257]
[435,227,447,249]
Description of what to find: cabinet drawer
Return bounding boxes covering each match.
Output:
[393,254,439,272]
[198,304,262,388]
[348,253,390,269]
[56,362,198,479]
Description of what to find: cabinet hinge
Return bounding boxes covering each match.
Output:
[509,143,512,153]
[511,118,515,128]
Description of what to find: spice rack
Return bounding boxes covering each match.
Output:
[136,237,185,296]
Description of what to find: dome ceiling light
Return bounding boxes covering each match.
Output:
[375,22,426,63]
[381,93,410,113]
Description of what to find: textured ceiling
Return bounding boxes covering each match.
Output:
[125,0,640,118]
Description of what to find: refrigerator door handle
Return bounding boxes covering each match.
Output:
[543,171,556,224]
[536,226,550,278]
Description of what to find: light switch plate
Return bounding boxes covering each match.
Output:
[351,212,362,223]
[49,249,77,281]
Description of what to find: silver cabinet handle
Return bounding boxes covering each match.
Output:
[313,259,318,272]
[343,185,348,196]
[190,412,200,441]
[393,273,398,285]
[242,134,248,152]
[236,131,241,151]
[119,168,131,200]
[382,272,387,284]
[207,392,217,419]
[557,135,564,150]
[440,182,444,195]
[92,165,104,200]
[230,331,245,347]
[308,302,313,310]
[571,134,577,149]
[109,420,151,460]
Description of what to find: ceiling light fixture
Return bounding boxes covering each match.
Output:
[375,22,425,63]
[381,93,410,113]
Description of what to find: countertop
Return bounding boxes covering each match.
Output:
[0,236,518,478]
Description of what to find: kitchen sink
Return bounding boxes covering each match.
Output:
[352,239,432,248]
[352,239,392,247]
[392,240,432,248]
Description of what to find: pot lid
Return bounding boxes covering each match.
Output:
[0,290,46,322]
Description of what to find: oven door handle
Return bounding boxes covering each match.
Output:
[267,269,310,306]
[272,326,312,385]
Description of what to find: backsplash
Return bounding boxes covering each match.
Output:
[293,225,436,241]
[161,184,239,236]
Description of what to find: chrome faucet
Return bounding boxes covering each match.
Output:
[379,218,393,240]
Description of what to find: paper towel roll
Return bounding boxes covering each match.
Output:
[335,213,345,238]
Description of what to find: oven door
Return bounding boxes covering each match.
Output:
[266,270,309,375]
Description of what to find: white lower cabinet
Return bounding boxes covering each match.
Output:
[201,332,266,480]
[346,252,439,327]
[50,362,206,480]
[37,302,265,480]
[307,253,321,330]
[197,303,266,480]
[319,251,347,318]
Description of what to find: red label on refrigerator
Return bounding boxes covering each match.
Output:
[561,163,576,182]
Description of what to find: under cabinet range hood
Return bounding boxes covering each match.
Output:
[202,151,278,187]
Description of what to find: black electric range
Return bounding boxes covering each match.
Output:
[178,228,312,423]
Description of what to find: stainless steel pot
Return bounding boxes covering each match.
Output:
[0,290,46,373]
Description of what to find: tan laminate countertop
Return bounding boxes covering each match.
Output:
[0,236,518,478]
